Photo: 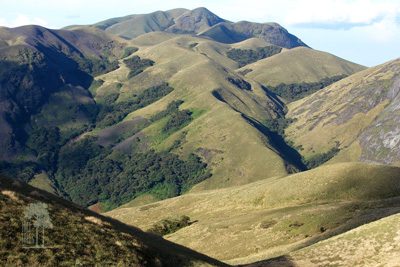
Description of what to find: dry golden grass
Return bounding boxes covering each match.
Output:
[287,212,400,266]
[0,174,227,266]
[231,38,276,50]
[106,162,400,264]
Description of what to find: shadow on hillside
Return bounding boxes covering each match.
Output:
[241,114,307,172]
[303,199,400,249]
[236,255,297,267]
[0,174,229,267]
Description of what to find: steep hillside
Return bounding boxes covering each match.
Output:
[286,58,400,166]
[0,25,128,161]
[0,174,227,266]
[106,162,400,264]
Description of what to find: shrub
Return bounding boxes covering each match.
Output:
[147,215,191,236]
[264,75,348,102]
[304,147,340,169]
[121,47,138,58]
[123,56,154,80]
[75,57,119,77]
[226,46,282,67]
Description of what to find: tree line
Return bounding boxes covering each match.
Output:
[226,46,282,67]
[265,74,348,102]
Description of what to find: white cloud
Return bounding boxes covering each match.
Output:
[0,14,49,28]
[358,15,400,43]
[285,0,400,30]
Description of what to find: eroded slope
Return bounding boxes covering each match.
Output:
[286,58,400,165]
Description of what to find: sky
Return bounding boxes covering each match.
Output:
[0,0,399,67]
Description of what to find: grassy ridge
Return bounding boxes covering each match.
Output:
[286,212,400,266]
[226,46,282,67]
[243,47,366,86]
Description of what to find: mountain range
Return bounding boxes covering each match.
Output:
[1,7,399,266]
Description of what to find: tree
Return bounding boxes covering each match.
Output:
[24,202,53,247]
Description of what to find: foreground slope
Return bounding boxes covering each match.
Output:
[247,212,400,266]
[290,212,400,266]
[106,162,400,264]
[286,57,400,165]
[0,174,227,266]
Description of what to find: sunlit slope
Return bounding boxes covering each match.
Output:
[286,58,400,165]
[242,47,366,86]
[256,212,400,267]
[88,7,307,49]
[93,33,297,189]
[294,212,400,266]
[231,37,280,50]
[199,21,307,48]
[0,174,227,266]
[92,9,189,39]
[106,162,400,263]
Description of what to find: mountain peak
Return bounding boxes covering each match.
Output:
[166,7,227,34]
[84,7,308,48]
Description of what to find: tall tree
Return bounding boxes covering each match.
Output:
[24,202,53,247]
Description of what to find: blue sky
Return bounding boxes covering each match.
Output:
[1,0,399,67]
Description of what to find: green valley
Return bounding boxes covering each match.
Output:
[1,6,400,267]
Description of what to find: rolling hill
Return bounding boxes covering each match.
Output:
[2,6,400,267]
[87,7,307,48]
[91,8,189,39]
[241,46,366,86]
[1,12,365,209]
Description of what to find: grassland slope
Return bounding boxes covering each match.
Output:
[106,162,400,264]
[247,212,400,266]
[0,174,227,266]
[242,47,366,86]
[111,34,298,189]
[96,9,188,39]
